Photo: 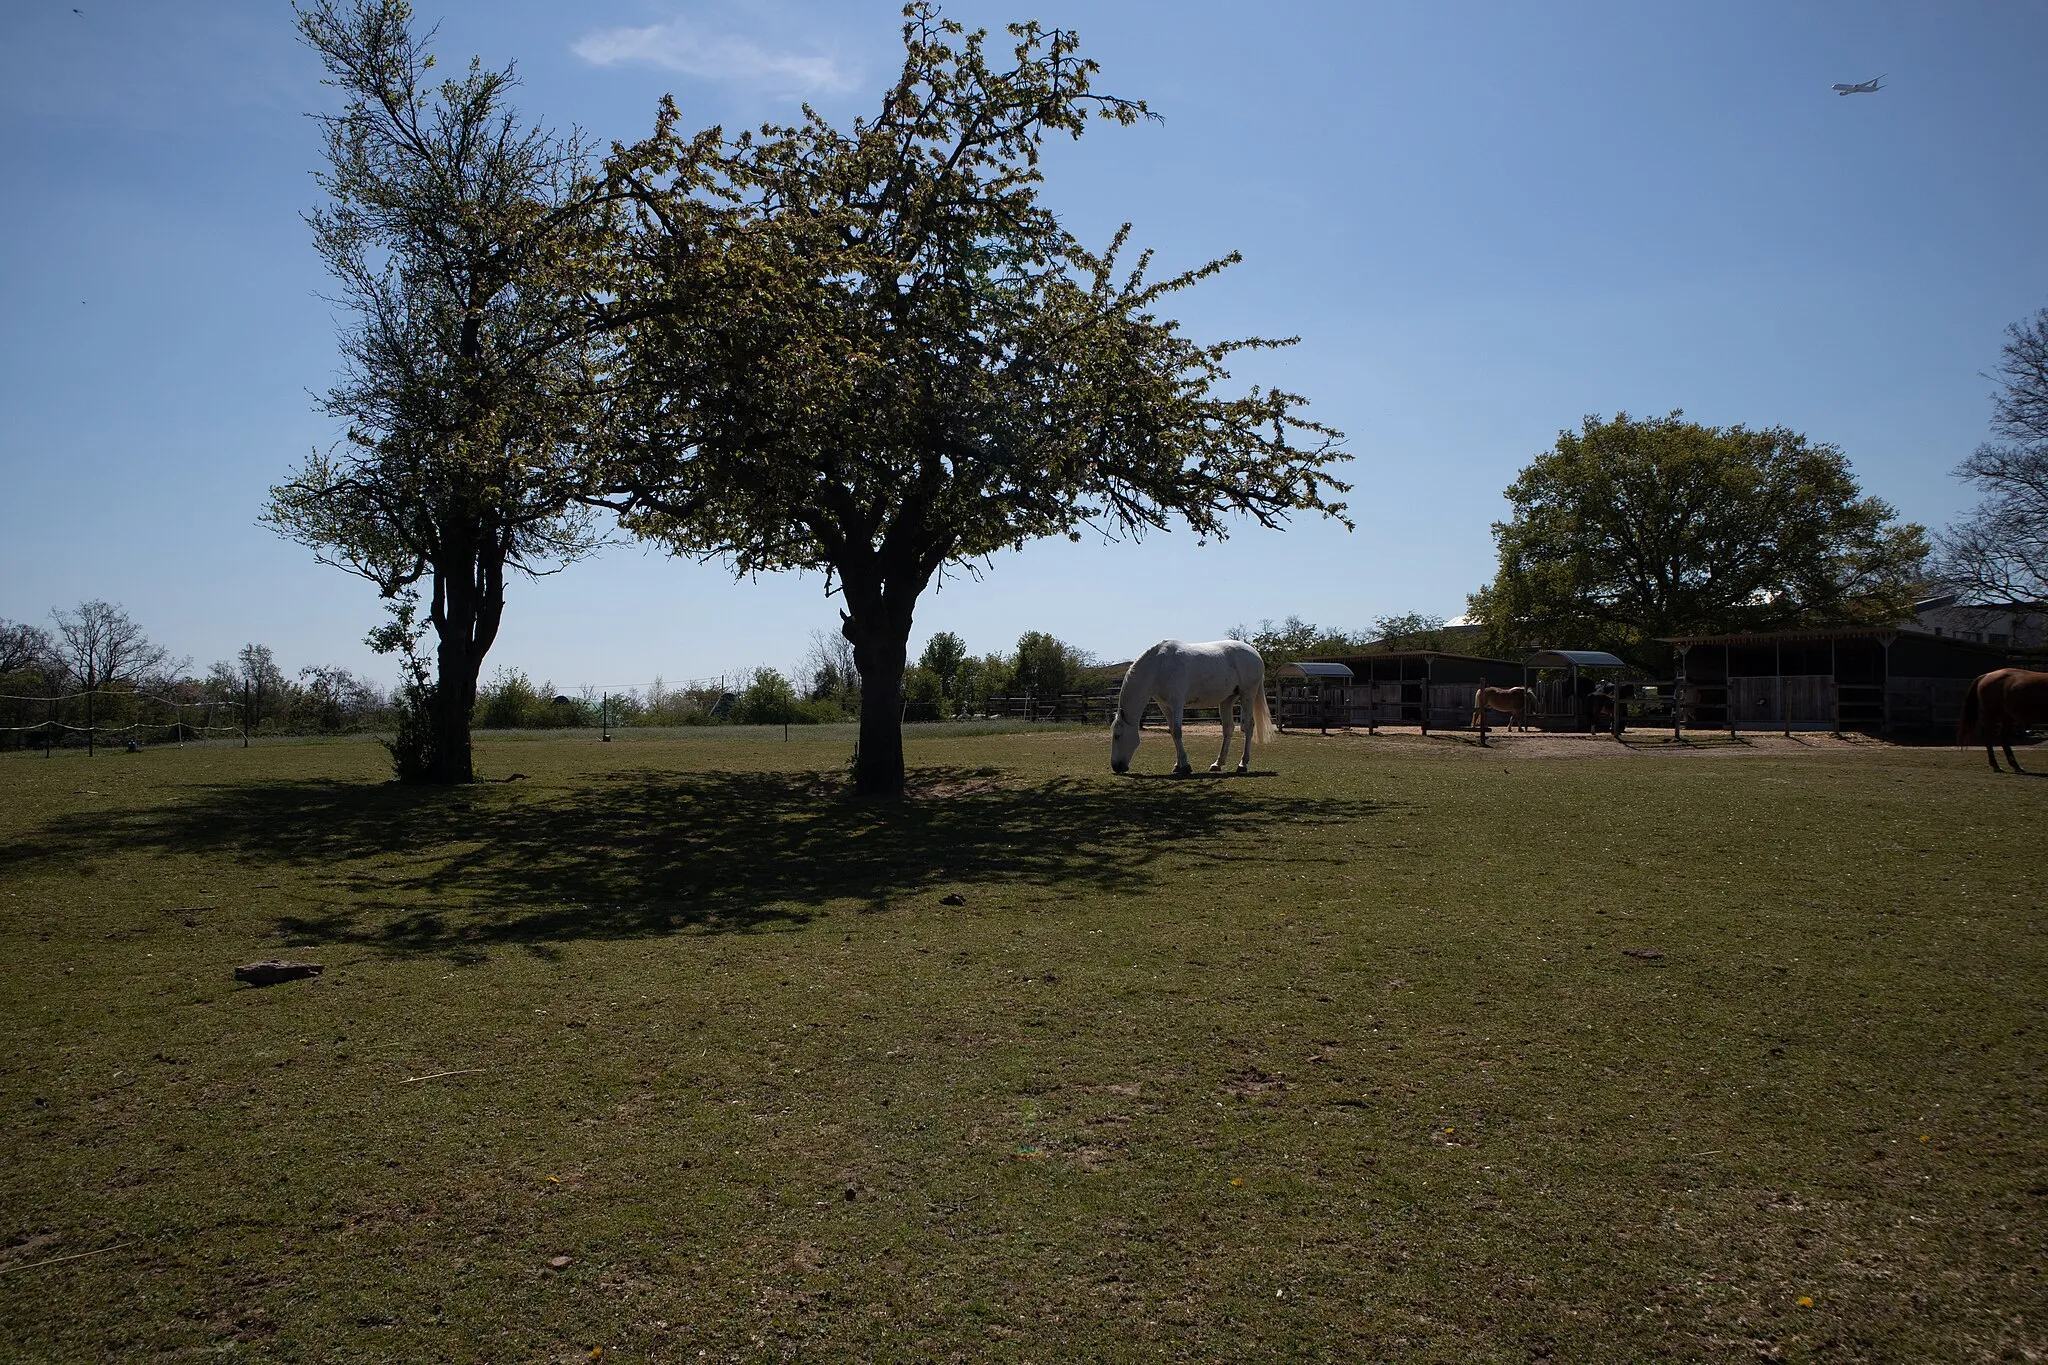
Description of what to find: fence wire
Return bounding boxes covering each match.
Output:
[0,689,249,749]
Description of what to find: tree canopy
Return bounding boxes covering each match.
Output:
[597,5,1348,794]
[265,0,616,783]
[49,601,175,692]
[1936,307,2048,605]
[1468,412,1927,665]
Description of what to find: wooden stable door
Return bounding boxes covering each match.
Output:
[1727,675,1836,728]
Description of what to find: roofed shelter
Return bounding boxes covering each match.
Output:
[1519,649,1634,731]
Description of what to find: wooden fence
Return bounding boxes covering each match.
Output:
[980,692,1121,723]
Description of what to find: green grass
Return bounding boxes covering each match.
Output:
[2,727,2044,1361]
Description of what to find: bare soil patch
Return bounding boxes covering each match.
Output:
[1262,724,1902,760]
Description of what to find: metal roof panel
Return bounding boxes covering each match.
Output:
[1523,649,1629,669]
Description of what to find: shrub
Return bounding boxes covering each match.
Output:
[476,668,591,728]
[385,681,438,781]
[731,667,804,725]
[902,664,944,722]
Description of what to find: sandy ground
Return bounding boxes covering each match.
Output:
[1234,723,1910,760]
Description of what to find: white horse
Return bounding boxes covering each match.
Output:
[1110,639,1278,776]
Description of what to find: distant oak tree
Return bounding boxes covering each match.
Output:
[1468,412,1928,665]
[596,5,1348,795]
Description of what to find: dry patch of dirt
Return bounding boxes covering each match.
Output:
[1261,725,1901,761]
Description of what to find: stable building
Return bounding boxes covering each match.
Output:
[1660,627,2018,740]
[1282,649,1522,731]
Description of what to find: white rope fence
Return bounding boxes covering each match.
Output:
[0,688,248,754]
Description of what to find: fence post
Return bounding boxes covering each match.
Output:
[86,684,95,758]
[1880,640,1892,740]
[243,680,251,748]
[1726,646,1736,739]
[1777,639,1787,738]
[1830,638,1840,737]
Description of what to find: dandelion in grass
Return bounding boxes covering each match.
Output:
[1230,1177,1243,1187]
[1797,1296,1814,1307]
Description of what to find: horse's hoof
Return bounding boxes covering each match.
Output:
[1173,765,1193,777]
[1208,763,1222,773]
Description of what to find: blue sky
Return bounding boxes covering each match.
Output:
[3,1,2044,693]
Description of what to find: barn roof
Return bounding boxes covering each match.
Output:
[1659,627,1906,647]
[1277,662,1354,681]
[1524,649,1629,669]
[1304,650,1519,669]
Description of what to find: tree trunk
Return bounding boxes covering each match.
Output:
[429,638,479,784]
[847,611,911,798]
[424,544,502,786]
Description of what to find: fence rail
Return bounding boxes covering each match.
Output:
[0,688,249,755]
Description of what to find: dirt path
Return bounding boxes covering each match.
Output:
[1259,725,1906,760]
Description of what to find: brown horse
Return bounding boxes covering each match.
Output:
[1958,668,2048,773]
[1472,685,1532,732]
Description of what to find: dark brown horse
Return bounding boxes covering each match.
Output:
[1958,668,2048,773]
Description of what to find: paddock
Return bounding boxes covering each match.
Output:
[3,729,2044,1360]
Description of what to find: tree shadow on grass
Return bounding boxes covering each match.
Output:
[0,766,1401,957]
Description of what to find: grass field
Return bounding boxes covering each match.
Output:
[2,724,2044,1362]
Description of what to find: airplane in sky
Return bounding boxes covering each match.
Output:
[1832,74,1885,95]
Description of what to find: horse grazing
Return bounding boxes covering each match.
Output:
[1958,668,2048,773]
[1472,685,1532,732]
[1110,639,1277,776]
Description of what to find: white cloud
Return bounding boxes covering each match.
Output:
[572,20,858,95]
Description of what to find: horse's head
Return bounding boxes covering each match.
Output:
[1109,708,1139,774]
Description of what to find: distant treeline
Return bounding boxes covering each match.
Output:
[0,603,392,751]
[469,628,1116,730]
[5,603,1450,749]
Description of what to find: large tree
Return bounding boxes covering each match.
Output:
[265,0,616,783]
[1468,412,1927,664]
[1936,307,2048,604]
[599,6,1348,795]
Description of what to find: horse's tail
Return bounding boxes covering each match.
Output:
[1252,676,1278,744]
[1958,673,1983,746]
